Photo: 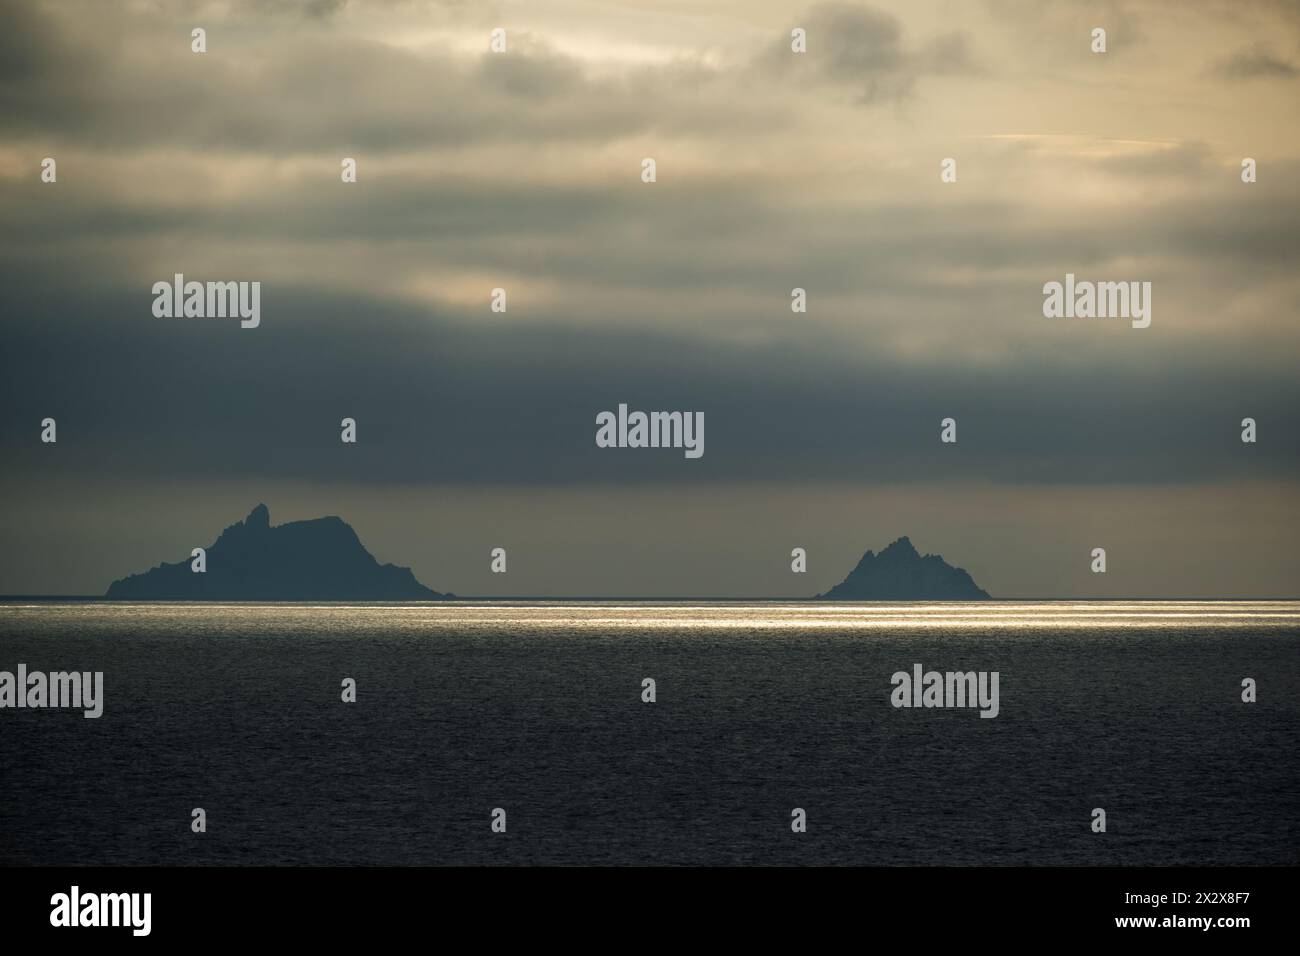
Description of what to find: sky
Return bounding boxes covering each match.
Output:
[1,0,1298,597]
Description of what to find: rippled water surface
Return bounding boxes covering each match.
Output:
[1,601,1297,865]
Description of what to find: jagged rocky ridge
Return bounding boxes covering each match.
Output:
[105,504,449,600]
[817,536,990,600]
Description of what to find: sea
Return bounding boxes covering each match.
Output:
[1,601,1296,866]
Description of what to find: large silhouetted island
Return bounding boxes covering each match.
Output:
[818,536,991,600]
[105,504,450,600]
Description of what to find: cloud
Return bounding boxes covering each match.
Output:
[1211,43,1299,79]
[1,262,1296,490]
[0,2,761,151]
[1,0,1298,486]
[758,3,978,104]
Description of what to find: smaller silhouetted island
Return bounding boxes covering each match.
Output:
[817,536,990,600]
[105,504,450,601]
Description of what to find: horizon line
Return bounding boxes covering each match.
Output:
[3,595,1299,603]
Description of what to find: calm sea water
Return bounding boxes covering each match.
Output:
[1,601,1297,866]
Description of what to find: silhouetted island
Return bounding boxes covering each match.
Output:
[105,504,450,601]
[817,536,991,600]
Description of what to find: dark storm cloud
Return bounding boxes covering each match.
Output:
[1,265,1296,489]
[5,154,1298,302]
